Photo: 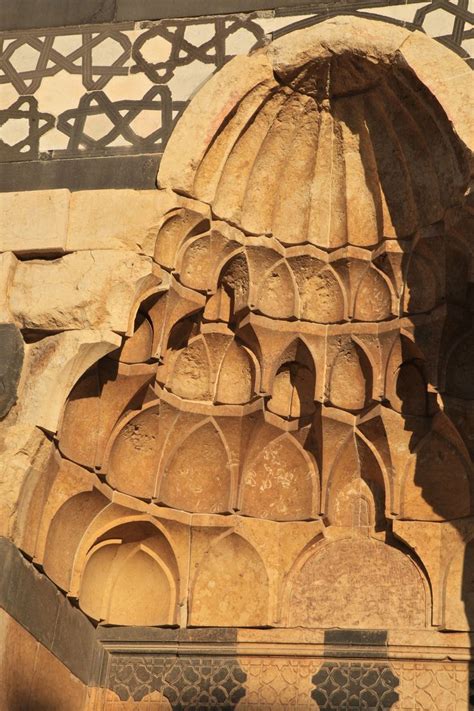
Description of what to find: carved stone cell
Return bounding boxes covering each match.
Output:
[3,14,473,711]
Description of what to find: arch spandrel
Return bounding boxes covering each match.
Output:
[9,16,474,659]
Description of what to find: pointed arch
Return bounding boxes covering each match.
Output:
[167,334,212,401]
[285,535,428,629]
[158,418,232,513]
[328,339,372,411]
[239,432,318,521]
[255,259,298,319]
[190,530,269,626]
[215,339,256,404]
[104,401,161,498]
[353,265,394,322]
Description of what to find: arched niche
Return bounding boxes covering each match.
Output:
[158,419,232,513]
[78,521,178,626]
[289,258,346,324]
[167,334,212,401]
[43,489,109,592]
[239,432,318,521]
[104,402,161,499]
[58,356,155,471]
[110,311,154,365]
[385,334,428,417]
[328,339,372,411]
[402,251,439,315]
[267,339,316,420]
[445,330,474,400]
[353,266,394,322]
[325,433,386,529]
[255,259,298,319]
[190,532,269,626]
[178,229,235,293]
[166,331,256,406]
[154,207,210,271]
[401,430,471,521]
[215,340,256,405]
[159,17,470,246]
[287,536,427,629]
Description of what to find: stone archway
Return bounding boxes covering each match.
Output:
[2,14,473,710]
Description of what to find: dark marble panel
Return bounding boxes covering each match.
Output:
[0,324,24,419]
[311,661,400,710]
[0,0,116,31]
[324,629,389,657]
[97,626,180,643]
[0,0,432,30]
[0,537,101,685]
[0,154,160,192]
[51,596,99,685]
[107,654,247,707]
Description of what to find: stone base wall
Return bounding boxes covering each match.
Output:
[0,610,89,711]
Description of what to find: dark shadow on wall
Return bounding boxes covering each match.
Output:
[398,181,474,707]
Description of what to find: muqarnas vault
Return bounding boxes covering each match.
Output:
[1,14,473,711]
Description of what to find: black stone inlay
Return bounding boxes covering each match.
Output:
[324,629,388,647]
[0,98,55,162]
[0,324,24,419]
[0,0,116,31]
[0,154,160,192]
[108,654,247,708]
[311,661,399,710]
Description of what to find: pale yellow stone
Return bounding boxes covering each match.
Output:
[269,15,410,78]
[0,189,70,254]
[158,53,275,195]
[17,329,121,432]
[67,190,163,253]
[399,30,474,152]
[67,188,210,254]
[9,250,159,332]
[0,251,18,320]
[0,423,51,539]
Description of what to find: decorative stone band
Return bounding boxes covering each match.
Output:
[0,2,471,192]
[0,535,472,707]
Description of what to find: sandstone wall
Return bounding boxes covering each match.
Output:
[0,3,473,710]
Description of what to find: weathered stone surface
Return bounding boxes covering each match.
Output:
[1,16,473,710]
[0,251,18,320]
[269,15,410,77]
[158,53,275,196]
[0,424,51,539]
[0,189,70,254]
[17,330,121,432]
[67,190,162,253]
[399,30,474,153]
[288,536,427,629]
[9,251,159,332]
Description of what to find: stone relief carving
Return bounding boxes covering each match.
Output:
[1,13,473,711]
[0,2,471,163]
[107,655,247,707]
[7,14,472,635]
